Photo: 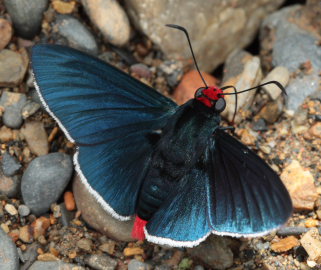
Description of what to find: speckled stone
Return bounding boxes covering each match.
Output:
[56,15,98,54]
[21,153,73,215]
[0,227,19,270]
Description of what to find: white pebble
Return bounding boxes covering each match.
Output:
[4,204,18,216]
[261,66,290,100]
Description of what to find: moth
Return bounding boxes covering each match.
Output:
[31,25,292,248]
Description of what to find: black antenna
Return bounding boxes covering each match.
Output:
[166,24,208,88]
[220,81,287,96]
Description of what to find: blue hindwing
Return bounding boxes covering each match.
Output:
[32,44,178,219]
[208,130,292,236]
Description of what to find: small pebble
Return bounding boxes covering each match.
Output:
[18,204,31,217]
[0,169,20,197]
[309,122,321,138]
[5,203,18,215]
[85,254,118,270]
[64,191,76,211]
[2,152,22,176]
[123,247,144,257]
[305,219,319,228]
[270,236,300,252]
[21,121,49,156]
[52,0,76,14]
[4,0,49,39]
[128,259,151,270]
[77,238,93,252]
[130,63,153,80]
[0,227,19,269]
[252,118,268,131]
[60,203,75,226]
[0,18,13,50]
[256,99,283,124]
[21,153,73,215]
[21,100,41,119]
[261,66,289,100]
[0,91,27,128]
[56,15,98,54]
[281,160,317,211]
[301,228,321,264]
[37,253,59,261]
[99,241,115,255]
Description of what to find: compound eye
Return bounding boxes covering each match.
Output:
[214,98,226,112]
[195,87,206,98]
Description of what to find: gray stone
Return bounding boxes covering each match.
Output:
[18,204,30,217]
[125,0,284,72]
[4,0,49,39]
[2,152,21,176]
[81,0,130,46]
[73,174,134,242]
[85,254,117,270]
[20,242,41,270]
[22,100,41,119]
[0,91,27,128]
[59,202,75,227]
[28,261,85,270]
[187,235,234,269]
[260,4,321,112]
[285,74,319,113]
[56,15,98,54]
[128,259,151,270]
[21,153,73,215]
[0,227,19,270]
[261,6,321,73]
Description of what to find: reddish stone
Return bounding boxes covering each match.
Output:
[172,70,218,105]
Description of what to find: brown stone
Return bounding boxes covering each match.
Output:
[0,18,13,50]
[270,236,300,252]
[21,121,49,156]
[221,50,262,123]
[64,191,76,211]
[309,122,321,138]
[72,174,134,242]
[187,235,234,269]
[173,70,218,105]
[0,49,28,87]
[81,0,130,46]
[123,247,144,257]
[125,0,284,72]
[0,126,14,142]
[52,0,76,14]
[281,160,317,211]
[301,228,321,263]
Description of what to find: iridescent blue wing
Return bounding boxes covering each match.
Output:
[208,130,292,236]
[145,130,292,247]
[31,44,178,219]
[145,168,212,247]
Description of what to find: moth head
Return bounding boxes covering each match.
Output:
[195,86,226,112]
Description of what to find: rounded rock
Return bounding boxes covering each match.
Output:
[0,50,28,87]
[0,227,19,270]
[85,254,118,270]
[18,204,30,217]
[0,168,20,198]
[81,0,130,46]
[261,66,290,100]
[73,174,134,242]
[128,259,151,270]
[2,152,22,176]
[21,153,73,215]
[4,0,49,39]
[0,18,13,50]
[20,121,49,156]
[56,15,98,54]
